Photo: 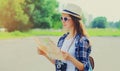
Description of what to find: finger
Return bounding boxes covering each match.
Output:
[61,51,66,54]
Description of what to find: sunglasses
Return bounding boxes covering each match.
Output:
[60,17,71,22]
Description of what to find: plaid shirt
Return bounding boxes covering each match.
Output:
[55,33,91,71]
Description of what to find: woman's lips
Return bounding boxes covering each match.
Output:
[63,24,66,26]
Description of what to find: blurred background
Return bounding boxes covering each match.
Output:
[0,0,120,71]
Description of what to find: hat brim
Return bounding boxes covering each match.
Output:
[61,10,81,19]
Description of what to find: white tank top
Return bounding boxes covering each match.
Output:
[61,37,76,71]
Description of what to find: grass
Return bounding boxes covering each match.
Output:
[0,28,120,39]
[87,28,120,36]
[0,29,63,39]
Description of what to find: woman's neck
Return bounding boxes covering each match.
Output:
[67,30,76,39]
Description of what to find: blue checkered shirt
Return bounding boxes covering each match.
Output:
[55,33,91,71]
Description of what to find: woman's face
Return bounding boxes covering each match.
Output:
[61,13,74,31]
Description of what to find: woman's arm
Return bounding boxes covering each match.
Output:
[44,54,55,64]
[62,51,84,70]
[69,55,84,70]
[61,37,90,71]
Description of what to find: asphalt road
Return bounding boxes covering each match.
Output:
[0,36,120,71]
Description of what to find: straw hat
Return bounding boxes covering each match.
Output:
[61,3,82,19]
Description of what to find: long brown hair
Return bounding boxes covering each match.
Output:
[70,15,88,37]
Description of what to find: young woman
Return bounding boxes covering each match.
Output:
[37,3,92,71]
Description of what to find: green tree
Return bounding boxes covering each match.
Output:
[91,16,107,28]
[107,20,120,29]
[23,0,35,25]
[51,13,62,29]
[24,0,58,29]
[0,0,31,32]
[107,21,115,28]
[0,0,8,28]
[114,20,120,29]
[82,13,87,25]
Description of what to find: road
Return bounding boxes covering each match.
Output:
[0,36,120,71]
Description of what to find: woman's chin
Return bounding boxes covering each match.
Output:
[63,27,70,31]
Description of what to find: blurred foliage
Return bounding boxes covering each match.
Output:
[0,0,120,32]
[0,0,32,32]
[0,0,60,32]
[89,16,120,29]
[82,13,87,25]
[114,20,120,29]
[51,13,62,29]
[108,20,120,29]
[90,16,107,28]
[24,0,60,29]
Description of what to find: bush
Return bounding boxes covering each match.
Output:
[91,17,107,28]
[51,13,62,29]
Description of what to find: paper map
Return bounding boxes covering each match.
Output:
[35,37,64,60]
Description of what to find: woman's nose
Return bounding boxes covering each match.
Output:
[62,20,66,23]
[62,21,65,24]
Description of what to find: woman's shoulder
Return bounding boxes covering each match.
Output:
[75,34,91,47]
[57,33,69,47]
[76,34,89,42]
[75,34,91,53]
[80,36,89,42]
[58,33,69,41]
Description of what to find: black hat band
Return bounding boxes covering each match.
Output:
[63,9,80,16]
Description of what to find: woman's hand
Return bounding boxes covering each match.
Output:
[61,51,72,61]
[37,47,47,56]
[37,47,55,64]
[62,51,84,70]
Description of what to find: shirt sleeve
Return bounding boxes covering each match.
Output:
[78,37,91,70]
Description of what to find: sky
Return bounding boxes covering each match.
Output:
[58,0,120,22]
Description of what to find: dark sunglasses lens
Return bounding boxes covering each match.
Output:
[61,17,68,22]
[64,18,68,21]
